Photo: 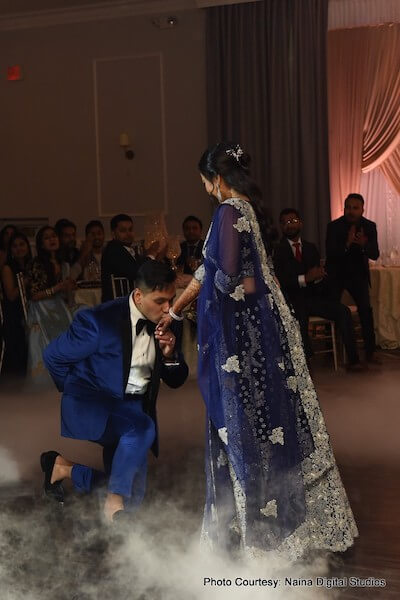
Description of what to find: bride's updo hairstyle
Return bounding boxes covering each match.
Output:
[198,142,273,253]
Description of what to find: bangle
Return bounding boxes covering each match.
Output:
[169,307,184,321]
[45,287,52,297]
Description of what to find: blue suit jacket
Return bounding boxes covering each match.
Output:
[43,296,188,456]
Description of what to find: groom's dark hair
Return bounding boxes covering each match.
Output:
[135,260,176,293]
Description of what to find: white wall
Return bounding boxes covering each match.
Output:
[0,10,212,240]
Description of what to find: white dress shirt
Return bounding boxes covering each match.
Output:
[125,295,156,395]
[124,244,156,261]
[123,245,136,259]
[288,238,306,288]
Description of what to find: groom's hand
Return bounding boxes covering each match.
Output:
[155,328,176,358]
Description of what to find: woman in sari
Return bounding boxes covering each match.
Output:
[26,226,76,385]
[158,142,357,560]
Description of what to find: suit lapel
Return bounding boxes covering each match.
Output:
[120,297,132,392]
[150,341,162,391]
[283,238,299,265]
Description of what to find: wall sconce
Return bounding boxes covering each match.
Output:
[119,132,134,160]
[152,15,178,29]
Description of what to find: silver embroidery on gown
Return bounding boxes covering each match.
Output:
[198,198,358,560]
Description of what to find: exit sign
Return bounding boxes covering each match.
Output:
[7,65,23,81]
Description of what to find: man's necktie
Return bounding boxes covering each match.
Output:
[293,242,302,262]
[136,319,156,336]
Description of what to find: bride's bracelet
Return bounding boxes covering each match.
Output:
[169,307,184,321]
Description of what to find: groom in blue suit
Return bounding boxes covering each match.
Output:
[42,261,188,522]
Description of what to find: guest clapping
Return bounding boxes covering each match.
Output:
[177,216,204,275]
[70,220,105,281]
[325,194,380,364]
[101,214,160,302]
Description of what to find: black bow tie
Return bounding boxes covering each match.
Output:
[136,318,156,337]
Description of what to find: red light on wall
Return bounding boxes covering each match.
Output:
[7,65,23,81]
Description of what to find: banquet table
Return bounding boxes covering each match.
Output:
[369,266,400,349]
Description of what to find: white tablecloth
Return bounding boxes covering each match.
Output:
[370,266,400,349]
[74,287,102,308]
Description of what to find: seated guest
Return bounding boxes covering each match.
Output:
[176,216,204,275]
[1,232,32,376]
[55,219,80,267]
[70,220,105,281]
[0,224,18,272]
[326,193,380,365]
[101,214,144,302]
[25,226,76,384]
[273,208,363,372]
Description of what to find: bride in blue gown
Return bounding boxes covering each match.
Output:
[159,142,358,560]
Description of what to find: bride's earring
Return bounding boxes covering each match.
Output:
[215,183,222,202]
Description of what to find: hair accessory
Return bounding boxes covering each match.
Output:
[226,144,244,163]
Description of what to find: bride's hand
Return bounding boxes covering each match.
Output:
[156,313,174,335]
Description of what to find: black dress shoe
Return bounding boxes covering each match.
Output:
[112,510,133,524]
[40,451,65,504]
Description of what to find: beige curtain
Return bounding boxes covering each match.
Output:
[381,146,400,195]
[328,24,400,217]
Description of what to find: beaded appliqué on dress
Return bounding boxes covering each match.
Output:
[221,355,241,373]
[217,449,228,468]
[233,216,251,233]
[229,284,245,301]
[260,499,278,518]
[269,427,284,445]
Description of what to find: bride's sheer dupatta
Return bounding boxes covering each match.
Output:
[196,199,317,553]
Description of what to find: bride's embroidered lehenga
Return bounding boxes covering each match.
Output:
[194,198,358,560]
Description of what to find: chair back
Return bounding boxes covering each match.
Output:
[111,275,130,299]
[16,272,29,322]
[0,302,4,374]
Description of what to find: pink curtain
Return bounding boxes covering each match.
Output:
[328,0,400,31]
[328,24,400,218]
[380,145,400,195]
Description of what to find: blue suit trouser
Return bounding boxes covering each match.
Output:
[70,395,156,505]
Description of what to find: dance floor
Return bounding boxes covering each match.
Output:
[0,350,399,599]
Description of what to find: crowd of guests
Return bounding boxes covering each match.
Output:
[273,193,380,371]
[0,219,105,380]
[0,192,380,382]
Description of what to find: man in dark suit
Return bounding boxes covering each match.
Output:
[41,261,188,522]
[55,218,80,267]
[101,213,159,302]
[177,216,204,275]
[326,193,380,364]
[273,208,363,371]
